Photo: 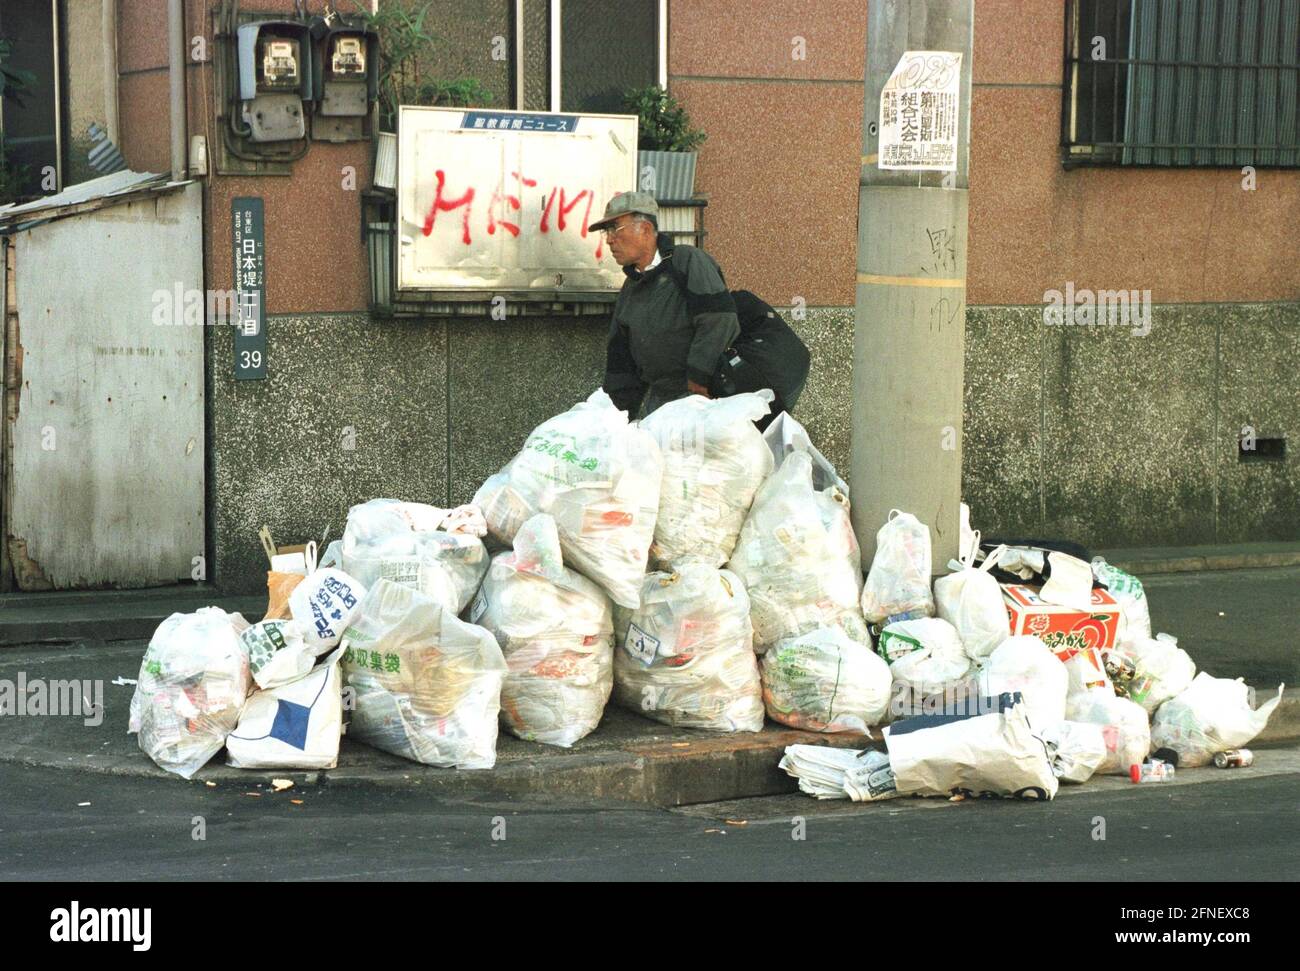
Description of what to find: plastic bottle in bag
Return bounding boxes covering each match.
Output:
[473,514,614,748]
[861,510,935,623]
[474,390,663,609]
[613,565,764,732]
[1065,688,1151,776]
[641,391,774,569]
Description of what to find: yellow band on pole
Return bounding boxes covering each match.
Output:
[856,272,964,288]
[860,153,878,165]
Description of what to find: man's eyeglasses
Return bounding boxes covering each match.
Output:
[600,220,639,240]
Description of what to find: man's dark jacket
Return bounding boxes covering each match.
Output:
[601,232,740,417]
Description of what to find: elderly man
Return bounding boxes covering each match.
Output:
[592,190,739,417]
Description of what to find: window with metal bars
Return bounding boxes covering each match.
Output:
[1062,0,1300,167]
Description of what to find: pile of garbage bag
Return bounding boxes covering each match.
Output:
[123,390,1285,795]
[782,511,1284,802]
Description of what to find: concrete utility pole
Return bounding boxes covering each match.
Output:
[851,0,974,570]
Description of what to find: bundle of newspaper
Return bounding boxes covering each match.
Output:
[778,744,899,802]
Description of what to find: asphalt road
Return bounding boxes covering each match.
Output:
[1,759,1296,881]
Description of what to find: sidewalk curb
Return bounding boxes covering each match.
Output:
[0,727,874,807]
[0,594,265,647]
[1,695,1293,808]
[1101,549,1300,576]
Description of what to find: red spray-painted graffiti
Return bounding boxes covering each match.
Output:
[421,170,605,260]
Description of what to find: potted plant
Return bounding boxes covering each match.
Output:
[622,84,706,201]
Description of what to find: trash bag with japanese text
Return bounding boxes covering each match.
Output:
[761,626,892,733]
[342,578,507,769]
[340,498,488,614]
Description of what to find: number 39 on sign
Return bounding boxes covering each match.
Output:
[232,196,267,380]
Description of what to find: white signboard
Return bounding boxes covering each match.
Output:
[396,106,638,294]
[878,51,962,171]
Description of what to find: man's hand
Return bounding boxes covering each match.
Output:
[687,379,711,398]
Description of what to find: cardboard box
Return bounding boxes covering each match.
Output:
[1001,584,1121,656]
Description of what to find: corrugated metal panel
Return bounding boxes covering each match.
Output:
[7,182,205,589]
[396,106,636,294]
[0,170,168,224]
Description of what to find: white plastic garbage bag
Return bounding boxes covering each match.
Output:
[1039,720,1109,783]
[342,579,507,769]
[878,617,973,706]
[861,510,935,623]
[1108,633,1196,714]
[473,514,614,748]
[128,607,252,779]
[340,498,488,614]
[1065,689,1151,775]
[934,544,1010,661]
[727,450,867,652]
[1092,557,1152,645]
[613,565,764,732]
[1150,673,1284,768]
[225,646,346,770]
[975,635,1068,730]
[240,619,317,690]
[641,391,774,569]
[288,567,366,655]
[761,626,892,732]
[474,390,662,609]
[884,694,1059,800]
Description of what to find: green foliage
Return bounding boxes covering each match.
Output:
[347,0,493,131]
[622,85,706,153]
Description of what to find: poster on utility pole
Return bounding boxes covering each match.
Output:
[878,51,962,171]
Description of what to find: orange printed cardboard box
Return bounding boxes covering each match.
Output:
[1001,584,1121,655]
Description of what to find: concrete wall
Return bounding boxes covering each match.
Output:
[209,302,856,594]
[965,302,1300,548]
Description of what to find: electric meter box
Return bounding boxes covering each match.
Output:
[310,17,380,142]
[236,20,314,143]
[395,106,637,298]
